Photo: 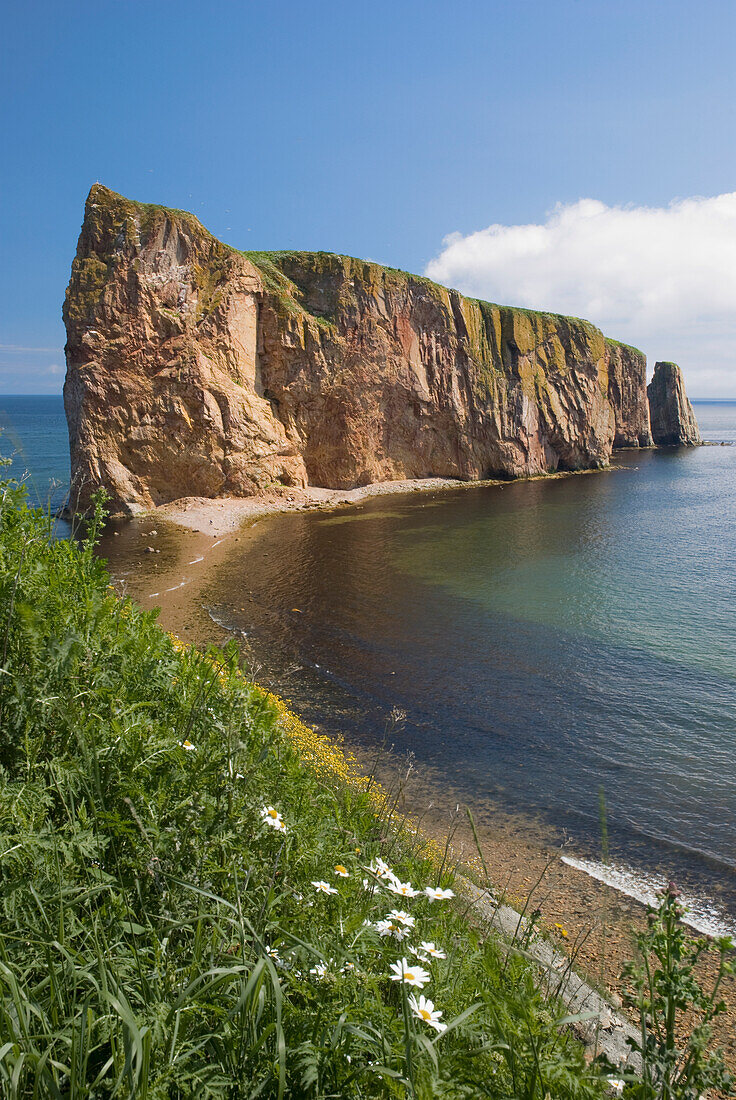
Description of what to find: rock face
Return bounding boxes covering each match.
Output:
[647,362,702,446]
[64,186,655,514]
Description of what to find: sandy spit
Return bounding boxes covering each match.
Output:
[146,465,625,538]
[148,477,495,537]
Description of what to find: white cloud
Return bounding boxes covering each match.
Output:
[0,345,60,353]
[425,194,736,397]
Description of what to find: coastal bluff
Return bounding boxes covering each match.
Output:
[65,185,671,514]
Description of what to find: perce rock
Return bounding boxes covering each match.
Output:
[64,185,668,514]
[647,361,702,446]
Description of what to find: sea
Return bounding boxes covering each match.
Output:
[3,393,736,936]
[0,394,72,536]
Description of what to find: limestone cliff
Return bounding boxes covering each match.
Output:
[64,186,655,514]
[647,361,702,446]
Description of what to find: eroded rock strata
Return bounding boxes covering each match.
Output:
[647,361,702,446]
[64,185,658,514]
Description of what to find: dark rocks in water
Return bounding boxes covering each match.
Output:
[647,362,702,446]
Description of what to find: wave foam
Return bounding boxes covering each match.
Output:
[561,855,736,939]
[204,605,248,638]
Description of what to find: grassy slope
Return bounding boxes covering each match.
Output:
[0,481,614,1097]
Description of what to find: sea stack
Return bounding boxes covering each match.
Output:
[647,362,702,446]
[64,185,656,514]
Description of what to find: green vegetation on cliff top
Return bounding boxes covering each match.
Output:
[606,337,647,358]
[85,183,217,245]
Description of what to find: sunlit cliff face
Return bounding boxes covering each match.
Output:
[64,185,658,514]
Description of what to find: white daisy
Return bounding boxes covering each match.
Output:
[340,961,355,972]
[607,1081,625,1097]
[367,857,393,879]
[180,739,196,751]
[260,806,286,832]
[309,963,327,979]
[415,941,446,959]
[311,880,338,895]
[408,993,447,1033]
[389,957,431,988]
[386,878,420,899]
[387,909,416,928]
[264,945,282,963]
[374,919,411,941]
[424,886,454,901]
[334,864,350,877]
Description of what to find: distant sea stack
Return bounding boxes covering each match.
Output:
[64,186,666,514]
[647,362,702,446]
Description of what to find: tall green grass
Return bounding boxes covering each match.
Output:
[0,478,614,1097]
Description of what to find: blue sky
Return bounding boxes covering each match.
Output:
[2,0,736,394]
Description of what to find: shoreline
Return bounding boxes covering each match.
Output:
[142,464,629,538]
[99,468,736,1071]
